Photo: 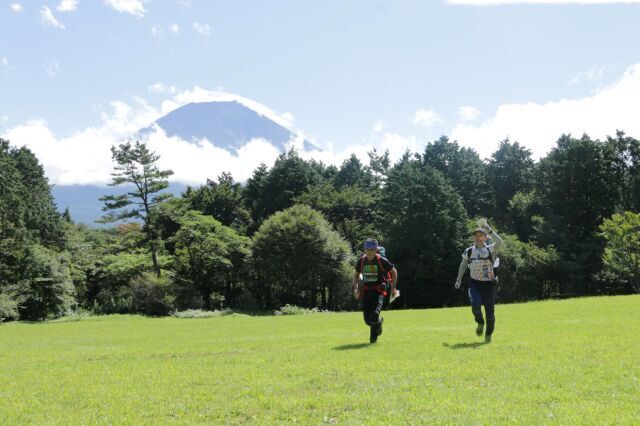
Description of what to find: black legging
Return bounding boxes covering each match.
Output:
[361,286,385,328]
[468,278,496,336]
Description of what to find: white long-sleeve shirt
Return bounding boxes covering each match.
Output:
[456,231,503,283]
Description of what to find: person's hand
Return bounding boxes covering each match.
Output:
[454,280,461,289]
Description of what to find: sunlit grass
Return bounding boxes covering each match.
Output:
[1,296,639,424]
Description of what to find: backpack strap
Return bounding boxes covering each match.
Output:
[467,246,493,264]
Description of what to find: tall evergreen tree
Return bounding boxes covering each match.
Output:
[334,154,373,189]
[99,140,173,277]
[185,172,252,234]
[246,150,322,228]
[422,136,491,217]
[382,155,468,308]
[487,139,535,235]
[537,134,618,295]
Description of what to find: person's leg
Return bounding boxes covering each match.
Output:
[468,279,484,335]
[482,281,496,340]
[361,289,373,326]
[367,291,384,342]
[372,292,385,338]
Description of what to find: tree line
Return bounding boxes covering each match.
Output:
[1,131,639,321]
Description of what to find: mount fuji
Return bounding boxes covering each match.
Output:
[53,99,312,225]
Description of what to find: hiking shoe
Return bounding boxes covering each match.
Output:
[370,326,377,343]
[476,323,484,337]
[485,334,492,343]
[378,317,384,336]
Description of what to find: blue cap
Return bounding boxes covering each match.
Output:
[364,238,378,250]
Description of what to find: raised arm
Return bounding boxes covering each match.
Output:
[486,227,503,253]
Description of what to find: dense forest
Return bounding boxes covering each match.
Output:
[1,132,639,321]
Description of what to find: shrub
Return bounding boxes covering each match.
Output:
[13,244,76,321]
[172,309,232,319]
[0,293,18,323]
[129,272,175,316]
[278,304,320,315]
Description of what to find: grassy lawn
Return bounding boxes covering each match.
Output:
[1,295,639,424]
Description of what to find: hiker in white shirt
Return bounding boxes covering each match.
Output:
[454,220,503,343]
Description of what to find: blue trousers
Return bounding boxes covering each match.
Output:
[468,279,496,336]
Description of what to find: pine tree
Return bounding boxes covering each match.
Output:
[99,141,173,277]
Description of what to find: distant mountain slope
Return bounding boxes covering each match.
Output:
[55,99,318,225]
[53,183,188,226]
[141,101,294,151]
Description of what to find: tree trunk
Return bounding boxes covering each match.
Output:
[321,285,327,309]
[151,247,161,277]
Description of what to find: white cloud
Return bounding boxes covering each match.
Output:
[450,63,640,160]
[373,120,385,132]
[569,65,605,86]
[193,22,211,37]
[0,116,8,122]
[298,131,423,172]
[10,3,23,12]
[104,0,146,17]
[46,61,60,78]
[413,109,442,127]
[447,0,640,4]
[40,6,65,29]
[148,83,178,94]
[458,105,480,122]
[57,0,79,12]
[1,58,11,78]
[0,88,299,185]
[280,112,295,128]
[151,23,180,37]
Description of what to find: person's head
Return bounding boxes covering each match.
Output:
[472,228,488,246]
[363,238,378,259]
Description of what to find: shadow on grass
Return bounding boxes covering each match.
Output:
[443,341,488,350]
[332,343,372,350]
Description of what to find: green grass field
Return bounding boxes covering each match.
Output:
[1,296,639,425]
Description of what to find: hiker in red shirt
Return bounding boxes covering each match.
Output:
[353,238,398,343]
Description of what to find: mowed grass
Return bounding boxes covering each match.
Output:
[1,296,639,425]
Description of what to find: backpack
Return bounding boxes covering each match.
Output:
[359,254,390,295]
[466,246,500,277]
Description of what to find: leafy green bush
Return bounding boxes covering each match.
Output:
[172,309,232,318]
[252,205,354,310]
[12,244,76,321]
[278,304,320,315]
[0,293,18,323]
[92,286,134,314]
[130,272,175,316]
[494,233,560,302]
[597,211,640,294]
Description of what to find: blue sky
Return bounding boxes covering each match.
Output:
[2,0,640,185]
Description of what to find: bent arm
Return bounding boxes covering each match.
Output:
[390,267,398,288]
[456,257,469,283]
[353,271,361,287]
